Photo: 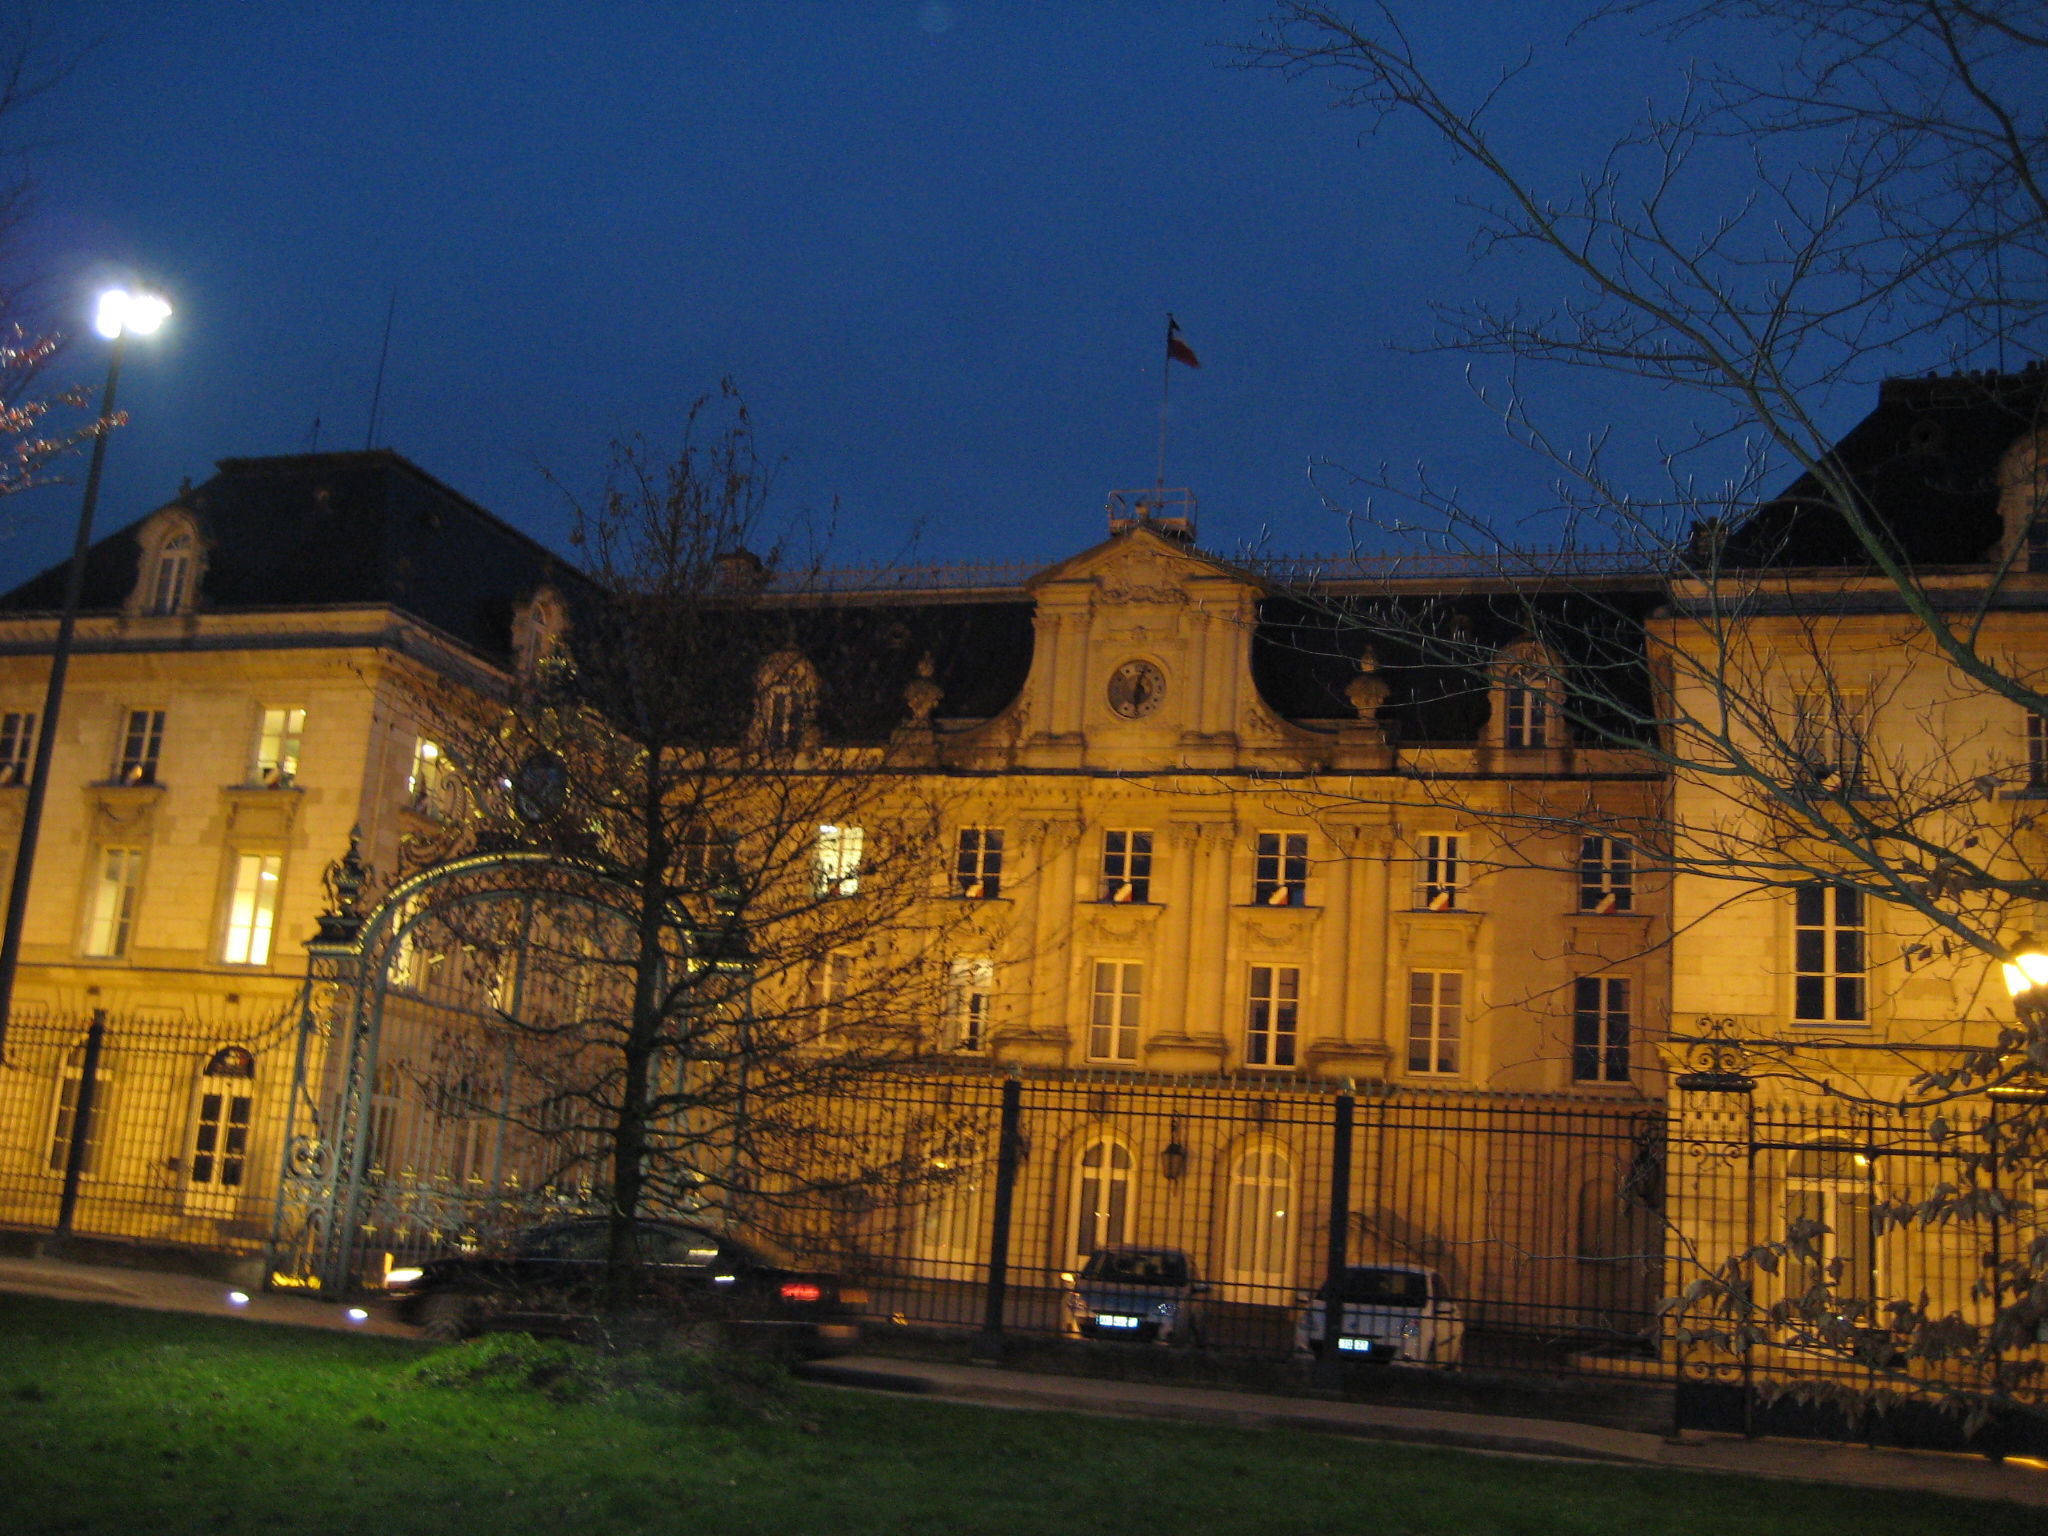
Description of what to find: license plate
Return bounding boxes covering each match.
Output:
[1337,1337,1378,1353]
[1096,1315,1142,1329]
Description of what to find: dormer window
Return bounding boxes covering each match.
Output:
[513,586,570,687]
[1493,640,1565,751]
[149,535,192,615]
[755,649,819,753]
[129,511,205,619]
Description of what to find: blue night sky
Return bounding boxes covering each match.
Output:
[3,2,1815,583]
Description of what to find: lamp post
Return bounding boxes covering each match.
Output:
[0,287,172,1062]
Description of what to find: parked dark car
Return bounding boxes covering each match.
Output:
[382,1217,864,1355]
[1060,1245,1207,1344]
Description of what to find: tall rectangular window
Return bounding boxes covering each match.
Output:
[222,853,284,965]
[84,847,143,957]
[1414,833,1463,910]
[815,823,864,896]
[148,538,193,615]
[1794,883,1866,1023]
[116,708,165,784]
[1503,685,1547,749]
[1245,965,1300,1069]
[1578,836,1634,913]
[1088,961,1142,1062]
[1253,831,1308,907]
[817,951,854,1031]
[253,707,305,785]
[1791,688,1866,793]
[955,827,1003,898]
[1572,975,1631,1083]
[1101,829,1153,903]
[1406,970,1462,1075]
[47,1044,111,1174]
[0,711,33,786]
[406,736,450,815]
[945,957,993,1053]
[2028,713,2048,791]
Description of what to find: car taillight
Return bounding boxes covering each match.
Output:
[780,1282,824,1303]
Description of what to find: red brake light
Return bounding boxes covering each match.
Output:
[779,1281,824,1303]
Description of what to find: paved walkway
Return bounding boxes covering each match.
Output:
[3,1254,2044,1510]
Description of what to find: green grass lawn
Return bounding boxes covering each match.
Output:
[0,1293,2032,1536]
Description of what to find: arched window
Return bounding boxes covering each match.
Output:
[128,512,205,618]
[1222,1141,1296,1290]
[1786,1144,1875,1296]
[1492,638,1565,750]
[185,1047,256,1212]
[1070,1135,1134,1262]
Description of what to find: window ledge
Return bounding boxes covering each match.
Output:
[1239,902,1319,912]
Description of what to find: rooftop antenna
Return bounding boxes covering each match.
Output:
[364,288,397,450]
[304,415,321,453]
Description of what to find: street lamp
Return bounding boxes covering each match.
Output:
[0,286,173,1061]
[2001,934,2048,1005]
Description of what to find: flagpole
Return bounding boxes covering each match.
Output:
[1155,313,1172,500]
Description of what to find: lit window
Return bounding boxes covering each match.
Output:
[1414,833,1463,910]
[115,709,165,784]
[1246,965,1300,1069]
[944,957,993,1053]
[955,827,1003,898]
[222,853,284,965]
[47,1041,112,1174]
[1794,883,1866,1024]
[1578,837,1634,913]
[0,711,33,786]
[407,737,450,815]
[1088,960,1142,1062]
[2028,713,2047,791]
[1786,1145,1873,1293]
[1101,829,1152,903]
[1503,681,1547,749]
[84,846,142,957]
[1253,832,1308,907]
[1572,976,1631,1083]
[254,707,305,786]
[815,824,865,897]
[1406,970,1462,1075]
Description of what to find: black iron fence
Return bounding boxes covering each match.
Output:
[777,1069,1668,1375]
[1668,1085,2048,1449]
[0,1007,299,1259]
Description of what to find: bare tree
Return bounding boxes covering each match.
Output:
[1250,2,2048,1421]
[401,385,970,1307]
[0,14,87,497]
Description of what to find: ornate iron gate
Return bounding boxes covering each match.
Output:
[264,841,645,1295]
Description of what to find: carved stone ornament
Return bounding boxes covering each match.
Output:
[903,651,943,726]
[1107,659,1167,720]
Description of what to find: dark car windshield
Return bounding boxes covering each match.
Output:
[1083,1250,1189,1286]
[1331,1268,1431,1307]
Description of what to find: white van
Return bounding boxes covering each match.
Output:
[1294,1264,1463,1366]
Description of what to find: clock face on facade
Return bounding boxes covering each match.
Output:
[1107,659,1167,720]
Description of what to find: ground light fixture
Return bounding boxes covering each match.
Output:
[0,283,173,1063]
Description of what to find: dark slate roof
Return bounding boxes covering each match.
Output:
[1724,366,2046,568]
[1253,589,1661,746]
[0,450,589,665]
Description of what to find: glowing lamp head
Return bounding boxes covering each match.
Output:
[94,288,173,340]
[2003,934,2048,1000]
[345,1308,370,1324]
[226,1290,251,1307]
